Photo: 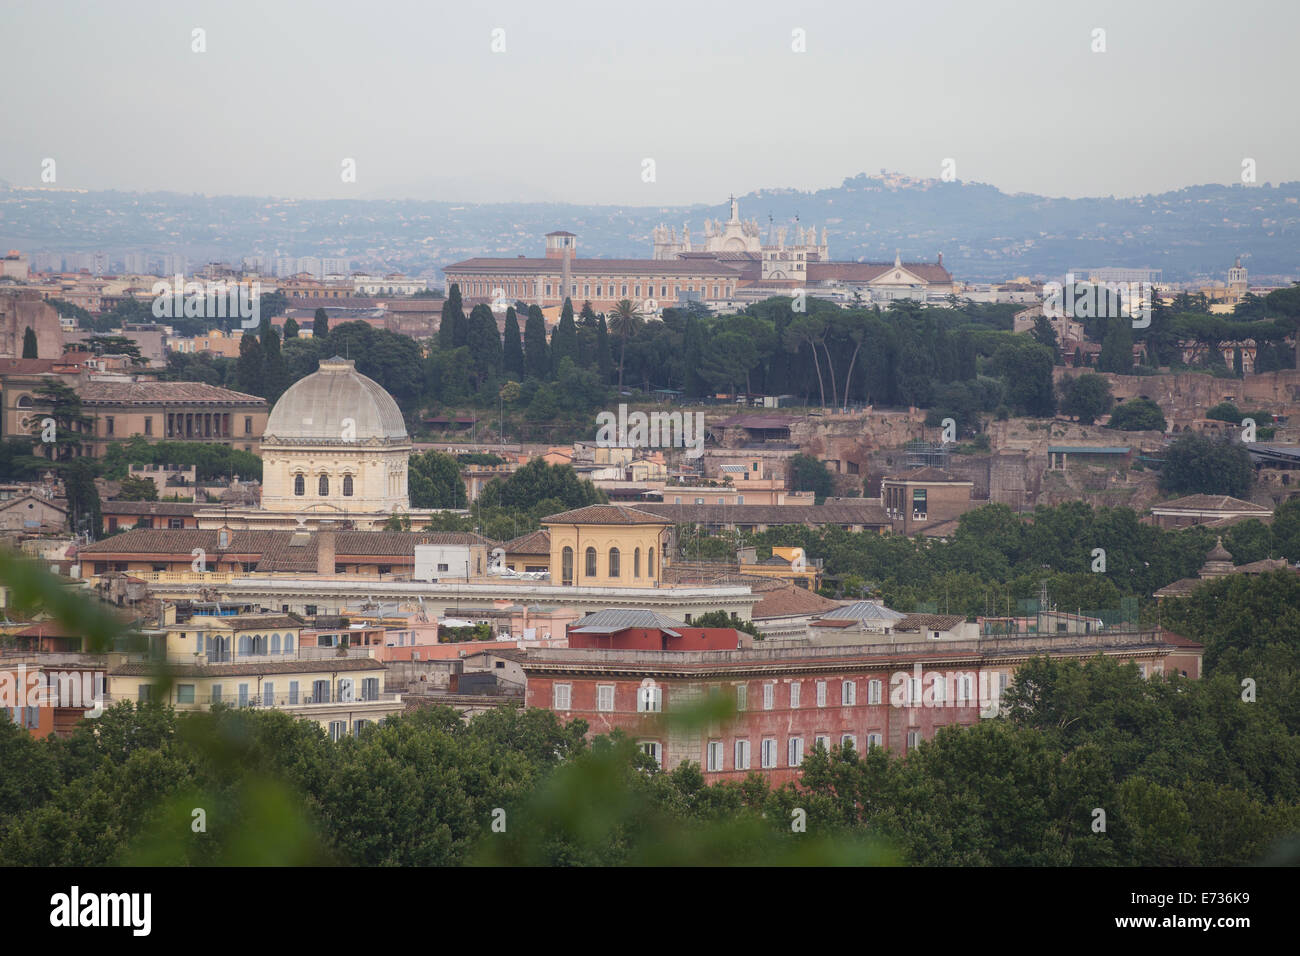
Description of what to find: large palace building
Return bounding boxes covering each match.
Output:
[443,197,954,314]
[443,231,743,313]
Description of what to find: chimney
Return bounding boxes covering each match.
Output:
[317,526,336,576]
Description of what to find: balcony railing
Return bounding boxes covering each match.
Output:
[110,691,402,709]
[100,570,235,584]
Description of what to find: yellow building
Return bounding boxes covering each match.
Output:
[541,504,672,588]
[738,546,821,590]
[501,529,553,574]
[105,613,401,738]
[166,328,245,358]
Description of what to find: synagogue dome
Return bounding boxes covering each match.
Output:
[264,357,407,443]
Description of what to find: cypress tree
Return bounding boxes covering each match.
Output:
[595,314,613,384]
[466,304,502,382]
[64,460,102,540]
[283,316,299,339]
[503,306,524,378]
[313,307,329,340]
[260,316,289,403]
[578,300,600,366]
[1098,319,1133,374]
[439,284,466,350]
[683,316,705,397]
[524,304,549,379]
[22,327,38,359]
[235,329,265,396]
[550,297,578,376]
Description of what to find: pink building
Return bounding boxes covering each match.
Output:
[523,617,1201,785]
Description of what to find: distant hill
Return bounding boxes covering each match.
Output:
[1,173,1297,282]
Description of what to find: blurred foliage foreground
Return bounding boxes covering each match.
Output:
[0,552,1297,866]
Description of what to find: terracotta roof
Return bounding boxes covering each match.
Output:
[102,500,201,516]
[0,493,67,514]
[0,358,58,374]
[11,622,84,638]
[1152,495,1272,514]
[503,529,551,555]
[750,585,842,620]
[637,502,889,527]
[444,257,742,277]
[1159,630,1205,649]
[808,261,952,283]
[1152,577,1204,599]
[79,528,495,572]
[893,614,968,631]
[188,614,303,630]
[541,505,670,525]
[1236,558,1294,574]
[79,381,265,405]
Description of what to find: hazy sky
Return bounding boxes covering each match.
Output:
[3,0,1296,204]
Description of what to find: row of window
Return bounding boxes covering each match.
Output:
[556,683,662,712]
[459,281,734,299]
[637,731,928,771]
[558,545,654,585]
[705,733,910,772]
[152,676,380,706]
[83,414,255,438]
[197,632,296,660]
[6,707,40,730]
[558,677,992,713]
[293,473,354,496]
[329,719,373,741]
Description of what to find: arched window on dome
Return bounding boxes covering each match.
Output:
[294,474,305,496]
[343,475,354,497]
[319,474,329,496]
[16,395,33,408]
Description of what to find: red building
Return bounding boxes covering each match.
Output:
[523,618,1200,785]
[567,609,746,652]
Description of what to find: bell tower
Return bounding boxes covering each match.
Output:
[545,231,577,259]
